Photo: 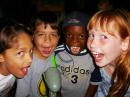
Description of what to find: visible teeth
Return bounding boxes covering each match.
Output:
[95,54,99,58]
[71,47,80,50]
[92,52,99,54]
[72,47,78,49]
[71,46,80,54]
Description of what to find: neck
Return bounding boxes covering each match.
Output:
[104,64,115,76]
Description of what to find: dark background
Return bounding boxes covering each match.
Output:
[0,1,129,96]
[0,0,130,24]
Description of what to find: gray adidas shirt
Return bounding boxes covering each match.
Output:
[52,44,100,97]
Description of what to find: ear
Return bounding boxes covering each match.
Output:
[0,54,5,62]
[121,37,129,51]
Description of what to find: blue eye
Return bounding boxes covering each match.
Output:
[101,35,108,39]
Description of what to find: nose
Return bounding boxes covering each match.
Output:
[89,38,98,48]
[26,53,32,65]
[72,36,78,44]
[44,34,51,43]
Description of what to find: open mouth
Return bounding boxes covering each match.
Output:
[92,51,104,62]
[21,67,28,76]
[42,47,52,54]
[70,46,80,54]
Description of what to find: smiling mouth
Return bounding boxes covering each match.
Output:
[92,52,104,62]
[70,47,80,54]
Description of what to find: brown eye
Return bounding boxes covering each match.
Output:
[66,33,72,38]
[80,34,87,39]
[51,32,59,37]
[16,51,24,57]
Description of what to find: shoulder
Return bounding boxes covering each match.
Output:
[54,44,66,54]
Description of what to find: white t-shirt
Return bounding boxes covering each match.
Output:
[0,74,15,97]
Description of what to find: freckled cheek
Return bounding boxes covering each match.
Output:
[52,43,58,49]
[51,38,59,44]
[34,38,43,43]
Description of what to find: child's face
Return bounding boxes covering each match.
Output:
[1,33,33,78]
[33,24,60,59]
[65,26,87,55]
[87,27,127,67]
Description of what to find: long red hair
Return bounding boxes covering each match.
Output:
[87,9,130,97]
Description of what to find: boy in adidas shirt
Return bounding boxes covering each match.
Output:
[50,11,101,97]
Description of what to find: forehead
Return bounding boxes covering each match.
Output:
[65,25,86,34]
[90,19,119,36]
[11,33,32,48]
[35,24,58,32]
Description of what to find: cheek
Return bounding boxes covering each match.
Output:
[51,39,59,46]
[6,59,21,73]
[34,38,40,45]
[87,41,91,50]
[8,63,20,71]
[35,38,43,44]
[104,43,121,61]
[65,39,70,45]
[8,58,21,66]
[80,40,87,48]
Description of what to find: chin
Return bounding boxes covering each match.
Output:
[71,51,80,55]
[96,62,105,67]
[44,53,52,57]
[16,75,24,79]
[17,72,27,79]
